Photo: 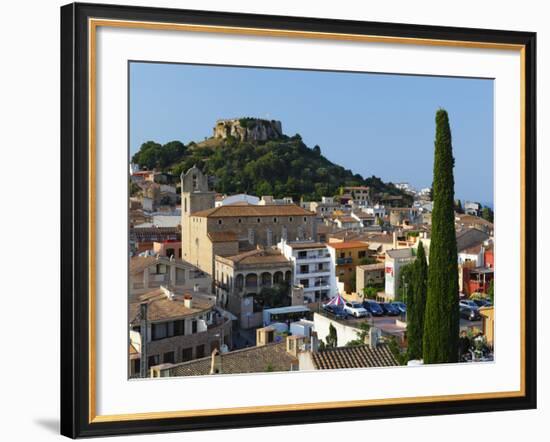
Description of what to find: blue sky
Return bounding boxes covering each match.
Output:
[130,62,494,206]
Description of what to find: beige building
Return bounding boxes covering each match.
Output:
[129,255,211,298]
[215,248,292,328]
[356,262,386,293]
[129,287,233,377]
[181,166,316,278]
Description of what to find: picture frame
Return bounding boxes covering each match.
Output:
[60,2,537,438]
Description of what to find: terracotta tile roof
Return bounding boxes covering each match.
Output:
[192,204,314,218]
[367,233,394,244]
[129,290,214,323]
[455,214,494,227]
[219,248,290,267]
[286,241,327,250]
[353,212,375,219]
[208,231,238,242]
[327,241,369,250]
[166,342,297,376]
[337,216,359,223]
[129,256,195,275]
[312,344,398,370]
[456,228,490,252]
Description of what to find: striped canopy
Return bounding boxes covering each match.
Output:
[324,292,346,307]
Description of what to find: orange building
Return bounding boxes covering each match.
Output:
[327,241,373,293]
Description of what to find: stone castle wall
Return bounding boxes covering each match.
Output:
[213,118,283,142]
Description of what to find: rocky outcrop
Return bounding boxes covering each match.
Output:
[213,118,283,142]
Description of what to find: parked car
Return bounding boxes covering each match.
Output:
[380,302,400,316]
[391,302,407,314]
[343,301,370,318]
[472,298,492,308]
[363,300,384,316]
[459,299,479,310]
[322,304,348,319]
[459,306,481,321]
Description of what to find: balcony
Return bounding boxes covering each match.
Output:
[336,257,353,265]
[296,253,331,261]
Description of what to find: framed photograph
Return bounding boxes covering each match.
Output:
[60,2,537,438]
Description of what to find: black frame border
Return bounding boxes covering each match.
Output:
[60,2,537,438]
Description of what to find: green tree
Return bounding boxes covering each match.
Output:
[326,323,338,348]
[481,206,494,223]
[397,263,414,303]
[423,109,460,364]
[407,241,428,360]
[363,286,378,299]
[487,279,494,303]
[346,322,371,347]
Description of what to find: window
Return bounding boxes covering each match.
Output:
[273,217,278,223]
[192,320,197,334]
[358,251,366,259]
[163,351,175,364]
[257,218,261,223]
[182,347,193,361]
[155,263,167,274]
[303,217,307,223]
[151,323,167,340]
[147,355,159,369]
[289,217,293,222]
[300,279,309,288]
[132,358,140,374]
[196,344,205,359]
[300,265,309,274]
[218,219,222,225]
[298,251,307,259]
[340,252,345,259]
[174,319,185,336]
[238,218,242,223]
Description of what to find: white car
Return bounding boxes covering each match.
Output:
[343,301,370,318]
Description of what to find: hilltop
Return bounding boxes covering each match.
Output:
[131,118,412,204]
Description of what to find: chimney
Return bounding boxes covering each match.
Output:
[256,326,275,346]
[365,327,380,348]
[183,293,193,308]
[310,331,319,353]
[286,335,305,358]
[210,349,222,374]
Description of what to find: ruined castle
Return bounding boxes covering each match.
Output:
[213,118,283,142]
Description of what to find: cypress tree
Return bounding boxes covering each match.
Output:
[407,241,428,360]
[423,109,460,364]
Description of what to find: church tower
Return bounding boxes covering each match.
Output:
[181,165,216,260]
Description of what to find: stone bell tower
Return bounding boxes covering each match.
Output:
[181,165,216,260]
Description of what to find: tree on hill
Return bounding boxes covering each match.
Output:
[130,124,413,204]
[407,241,428,361]
[423,109,460,364]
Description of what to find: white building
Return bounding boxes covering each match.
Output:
[363,204,386,219]
[384,248,415,299]
[278,239,336,303]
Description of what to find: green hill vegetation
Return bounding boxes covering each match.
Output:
[131,129,412,204]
